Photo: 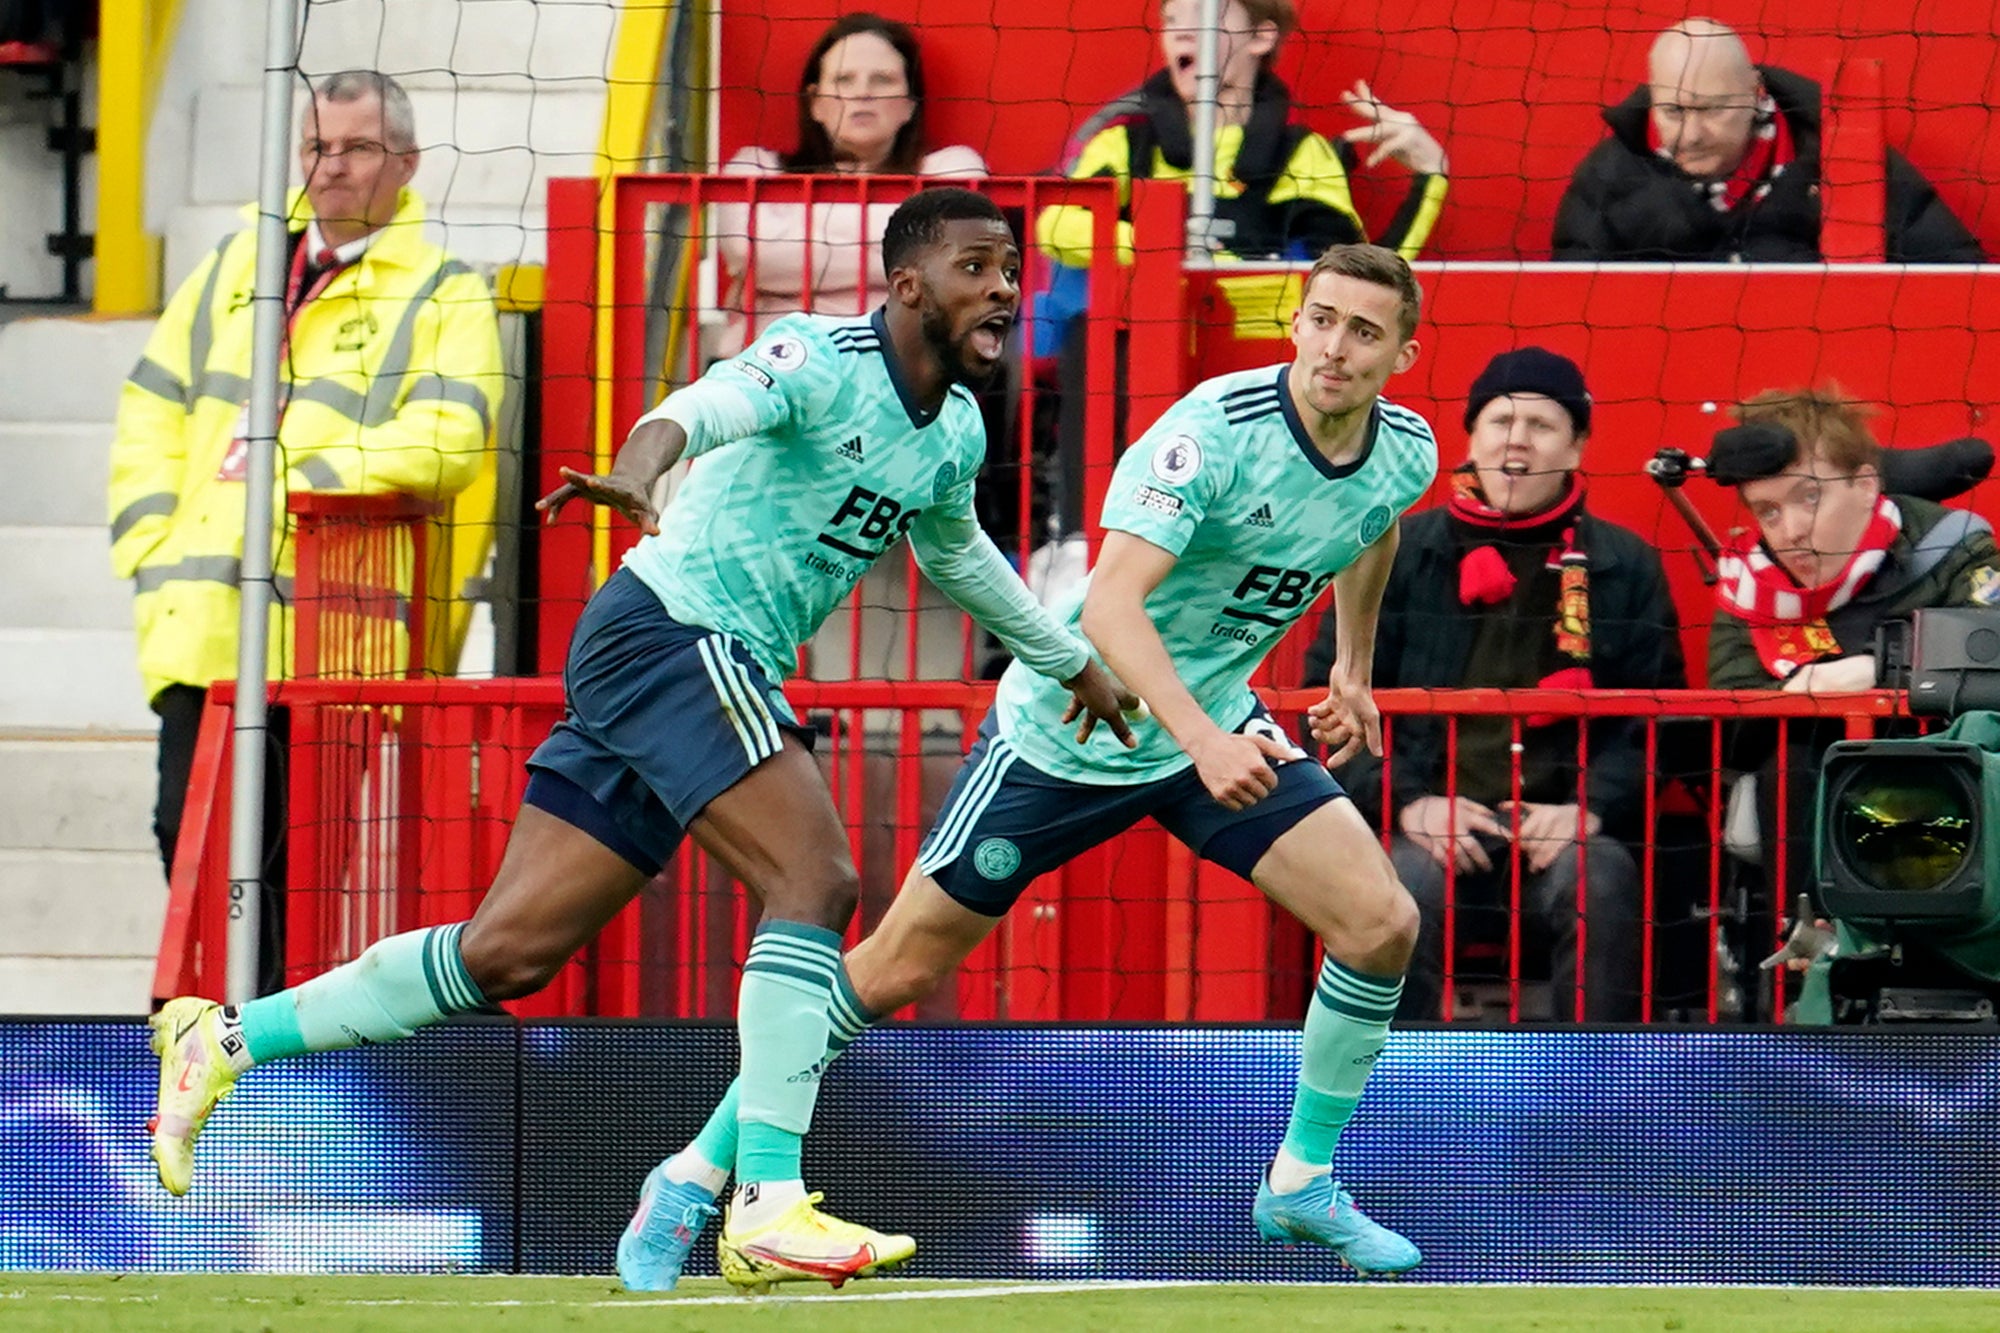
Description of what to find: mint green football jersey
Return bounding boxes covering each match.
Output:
[995,363,1439,783]
[622,310,986,681]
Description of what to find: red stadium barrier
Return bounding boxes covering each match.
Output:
[154,678,1913,1025]
[1189,263,2000,688]
[545,172,2000,701]
[152,494,442,1004]
[288,492,439,681]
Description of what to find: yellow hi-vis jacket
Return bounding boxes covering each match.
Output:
[107,188,505,703]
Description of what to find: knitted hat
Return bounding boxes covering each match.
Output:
[1705,422,1800,486]
[1463,347,1593,435]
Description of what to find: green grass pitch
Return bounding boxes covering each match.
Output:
[5,1276,1998,1333]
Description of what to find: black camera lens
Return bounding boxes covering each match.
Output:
[1832,758,1977,895]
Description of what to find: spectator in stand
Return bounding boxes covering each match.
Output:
[1707,388,1999,905]
[714,12,985,358]
[1037,0,1448,270]
[107,71,503,976]
[1306,349,1686,1022]
[1015,0,1448,596]
[1553,18,1984,263]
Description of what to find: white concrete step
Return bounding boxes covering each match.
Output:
[0,736,157,852]
[0,527,130,631]
[0,957,156,1015]
[0,849,165,954]
[0,318,151,424]
[0,423,113,528]
[0,628,155,731]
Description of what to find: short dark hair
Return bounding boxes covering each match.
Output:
[783,12,929,174]
[1301,243,1423,342]
[881,187,1007,275]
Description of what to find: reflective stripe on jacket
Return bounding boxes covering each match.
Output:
[107,188,504,701]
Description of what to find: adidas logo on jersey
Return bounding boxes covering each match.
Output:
[1245,503,1275,527]
[836,436,865,462]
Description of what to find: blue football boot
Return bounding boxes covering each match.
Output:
[616,1162,721,1291]
[1252,1174,1422,1276]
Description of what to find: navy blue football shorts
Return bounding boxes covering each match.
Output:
[916,703,1347,916]
[524,567,815,875]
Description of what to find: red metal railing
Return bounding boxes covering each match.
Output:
[154,679,1911,1024]
[155,494,440,1001]
[288,492,439,681]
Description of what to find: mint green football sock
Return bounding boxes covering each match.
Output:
[681,961,876,1177]
[233,923,486,1065]
[1281,957,1402,1169]
[733,921,844,1184]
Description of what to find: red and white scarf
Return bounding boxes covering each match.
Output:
[1447,469,1594,722]
[1714,495,1902,676]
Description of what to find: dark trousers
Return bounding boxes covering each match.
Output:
[1392,832,1645,1022]
[152,684,289,994]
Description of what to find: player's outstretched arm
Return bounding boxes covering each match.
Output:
[907,507,1140,747]
[1082,531,1294,811]
[535,417,691,536]
[1307,525,1398,767]
[540,317,828,534]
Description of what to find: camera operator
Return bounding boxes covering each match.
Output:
[1706,386,1999,908]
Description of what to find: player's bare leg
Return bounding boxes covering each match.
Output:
[456,806,652,998]
[843,867,1003,1011]
[688,741,916,1291]
[150,804,647,1197]
[620,862,998,1290]
[1246,798,1424,1275]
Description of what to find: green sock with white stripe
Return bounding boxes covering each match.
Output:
[668,962,877,1192]
[233,923,487,1065]
[1273,957,1402,1191]
[735,920,844,1184]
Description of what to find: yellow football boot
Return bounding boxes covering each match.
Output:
[716,1190,916,1292]
[147,997,241,1196]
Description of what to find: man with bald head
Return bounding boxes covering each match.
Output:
[1552,18,1981,262]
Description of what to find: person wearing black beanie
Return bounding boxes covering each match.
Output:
[1461,346,1593,438]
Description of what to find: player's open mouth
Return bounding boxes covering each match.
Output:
[968,313,1012,362]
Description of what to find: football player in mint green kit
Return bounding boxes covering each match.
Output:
[147,188,1138,1290]
[631,243,1438,1283]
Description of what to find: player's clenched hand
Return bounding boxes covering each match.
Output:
[535,467,661,537]
[1059,661,1144,748]
[1307,674,1383,769]
[1399,795,1502,874]
[1189,729,1293,812]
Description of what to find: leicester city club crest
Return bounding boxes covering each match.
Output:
[1358,504,1394,545]
[973,837,1022,880]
